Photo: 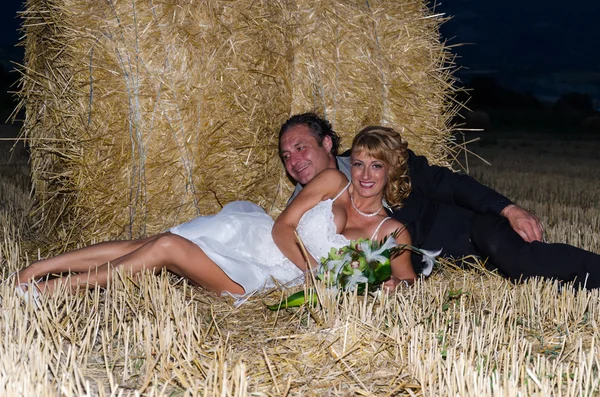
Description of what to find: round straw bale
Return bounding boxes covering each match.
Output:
[287,0,458,159]
[17,0,459,248]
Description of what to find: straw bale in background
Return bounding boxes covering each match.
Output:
[288,0,457,158]
[18,0,458,247]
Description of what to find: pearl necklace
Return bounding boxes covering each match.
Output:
[350,193,382,218]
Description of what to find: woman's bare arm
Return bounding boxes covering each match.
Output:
[272,169,348,271]
[379,219,417,290]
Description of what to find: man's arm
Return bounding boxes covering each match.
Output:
[408,150,543,242]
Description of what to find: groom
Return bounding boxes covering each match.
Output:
[278,112,600,288]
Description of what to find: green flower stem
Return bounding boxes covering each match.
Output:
[266,289,318,311]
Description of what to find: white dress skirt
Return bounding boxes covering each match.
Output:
[168,182,355,298]
[169,201,304,294]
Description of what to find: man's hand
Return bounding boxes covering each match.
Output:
[500,204,544,242]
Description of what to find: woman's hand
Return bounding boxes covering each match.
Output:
[382,276,412,292]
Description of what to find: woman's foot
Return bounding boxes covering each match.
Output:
[14,283,41,307]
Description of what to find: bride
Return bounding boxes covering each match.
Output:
[13,126,417,297]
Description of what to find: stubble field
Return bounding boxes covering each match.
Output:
[1,126,600,396]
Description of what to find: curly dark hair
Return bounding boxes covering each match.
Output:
[351,126,411,209]
[278,113,341,156]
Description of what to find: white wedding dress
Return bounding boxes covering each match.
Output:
[169,183,352,295]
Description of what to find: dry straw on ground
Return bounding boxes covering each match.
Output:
[17,0,459,248]
[2,130,600,393]
[2,239,600,396]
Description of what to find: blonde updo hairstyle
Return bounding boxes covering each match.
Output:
[351,126,411,209]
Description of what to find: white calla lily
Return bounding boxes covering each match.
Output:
[344,269,369,291]
[319,253,352,284]
[420,248,442,276]
[360,235,397,264]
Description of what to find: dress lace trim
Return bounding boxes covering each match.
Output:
[296,182,352,261]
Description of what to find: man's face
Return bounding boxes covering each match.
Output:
[280,124,333,185]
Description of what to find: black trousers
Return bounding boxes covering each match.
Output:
[470,214,600,289]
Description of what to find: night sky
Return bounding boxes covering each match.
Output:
[1,0,22,46]
[1,0,598,97]
[436,0,599,74]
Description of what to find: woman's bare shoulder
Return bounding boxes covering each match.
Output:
[305,168,348,194]
[380,218,411,243]
[313,168,347,183]
[290,168,348,210]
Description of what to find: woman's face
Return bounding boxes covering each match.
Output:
[350,150,389,198]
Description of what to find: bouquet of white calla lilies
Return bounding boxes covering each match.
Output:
[267,231,441,310]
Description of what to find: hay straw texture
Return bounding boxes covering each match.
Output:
[17,0,458,245]
[3,132,600,395]
[2,257,600,395]
[289,0,456,156]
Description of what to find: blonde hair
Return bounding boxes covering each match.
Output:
[351,126,411,209]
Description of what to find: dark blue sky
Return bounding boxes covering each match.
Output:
[1,1,598,76]
[1,0,22,46]
[436,0,599,74]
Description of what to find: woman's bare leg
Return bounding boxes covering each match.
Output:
[35,233,244,295]
[15,234,166,285]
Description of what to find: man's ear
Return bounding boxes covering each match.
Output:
[322,136,333,154]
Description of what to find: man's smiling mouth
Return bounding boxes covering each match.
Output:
[294,165,309,173]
